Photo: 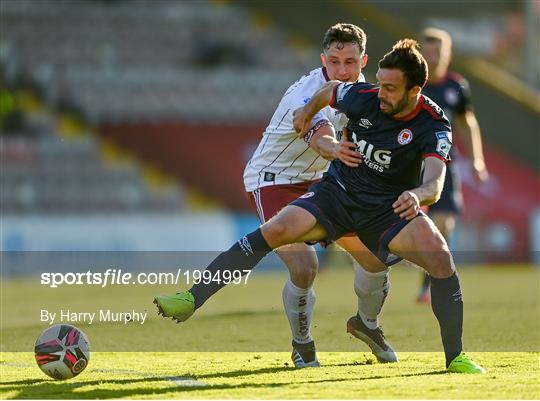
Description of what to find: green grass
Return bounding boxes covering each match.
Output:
[1,263,539,399]
[1,351,539,399]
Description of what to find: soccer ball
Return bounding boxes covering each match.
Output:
[34,324,90,380]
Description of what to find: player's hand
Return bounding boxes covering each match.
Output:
[472,161,489,184]
[332,141,362,167]
[392,191,420,220]
[334,128,362,167]
[293,107,313,138]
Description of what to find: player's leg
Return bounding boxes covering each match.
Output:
[154,205,327,322]
[388,215,485,373]
[277,243,320,367]
[418,164,461,303]
[261,205,328,247]
[270,177,360,365]
[417,212,456,303]
[337,236,388,328]
[336,236,398,363]
[250,185,322,367]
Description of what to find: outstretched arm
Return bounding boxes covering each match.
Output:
[293,80,341,137]
[392,157,446,220]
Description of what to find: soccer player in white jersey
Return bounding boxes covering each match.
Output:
[243,23,397,367]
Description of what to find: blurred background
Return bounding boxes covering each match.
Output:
[1,0,539,265]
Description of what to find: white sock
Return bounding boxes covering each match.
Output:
[282,279,315,344]
[353,263,390,330]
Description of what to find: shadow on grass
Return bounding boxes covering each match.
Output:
[0,379,47,386]
[1,365,449,399]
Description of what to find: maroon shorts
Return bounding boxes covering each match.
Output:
[247,182,314,223]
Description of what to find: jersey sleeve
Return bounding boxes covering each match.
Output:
[285,80,333,131]
[421,128,453,163]
[455,77,473,115]
[329,82,375,120]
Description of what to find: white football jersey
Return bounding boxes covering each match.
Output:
[243,67,365,192]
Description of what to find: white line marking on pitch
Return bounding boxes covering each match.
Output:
[86,368,208,387]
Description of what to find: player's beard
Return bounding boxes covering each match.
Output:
[380,93,409,116]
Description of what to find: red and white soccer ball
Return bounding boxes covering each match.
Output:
[34,324,90,380]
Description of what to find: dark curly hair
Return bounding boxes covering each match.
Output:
[379,39,428,89]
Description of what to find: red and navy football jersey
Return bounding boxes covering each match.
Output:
[421,71,472,121]
[421,72,472,159]
[327,81,452,205]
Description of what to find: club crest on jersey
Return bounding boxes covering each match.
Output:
[397,129,413,145]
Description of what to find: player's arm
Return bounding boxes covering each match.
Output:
[392,157,446,220]
[454,111,488,183]
[307,125,362,167]
[293,80,341,137]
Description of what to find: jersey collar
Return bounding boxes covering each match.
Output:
[322,67,330,82]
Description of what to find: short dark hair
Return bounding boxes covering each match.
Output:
[379,39,428,89]
[322,23,367,55]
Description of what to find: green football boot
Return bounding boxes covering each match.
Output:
[447,352,486,374]
[153,291,195,323]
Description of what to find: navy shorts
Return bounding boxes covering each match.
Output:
[290,175,423,265]
[429,162,462,214]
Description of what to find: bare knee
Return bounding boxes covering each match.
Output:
[261,219,289,248]
[289,263,318,288]
[278,245,318,288]
[390,216,455,278]
[423,234,454,278]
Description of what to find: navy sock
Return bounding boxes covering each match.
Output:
[189,228,272,309]
[430,272,463,367]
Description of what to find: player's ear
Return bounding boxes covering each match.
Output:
[409,85,422,97]
[361,54,368,68]
[320,52,327,67]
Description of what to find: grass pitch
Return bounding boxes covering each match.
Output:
[1,263,539,399]
[2,351,539,399]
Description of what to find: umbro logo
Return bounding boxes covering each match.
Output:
[451,289,463,302]
[358,118,372,129]
[238,236,253,256]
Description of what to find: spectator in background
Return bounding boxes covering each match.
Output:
[416,27,489,303]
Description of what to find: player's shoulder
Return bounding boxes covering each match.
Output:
[335,81,378,102]
[420,95,450,125]
[282,67,326,102]
[445,71,469,87]
[341,81,378,92]
[295,67,326,90]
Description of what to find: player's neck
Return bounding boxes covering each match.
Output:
[392,97,422,120]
